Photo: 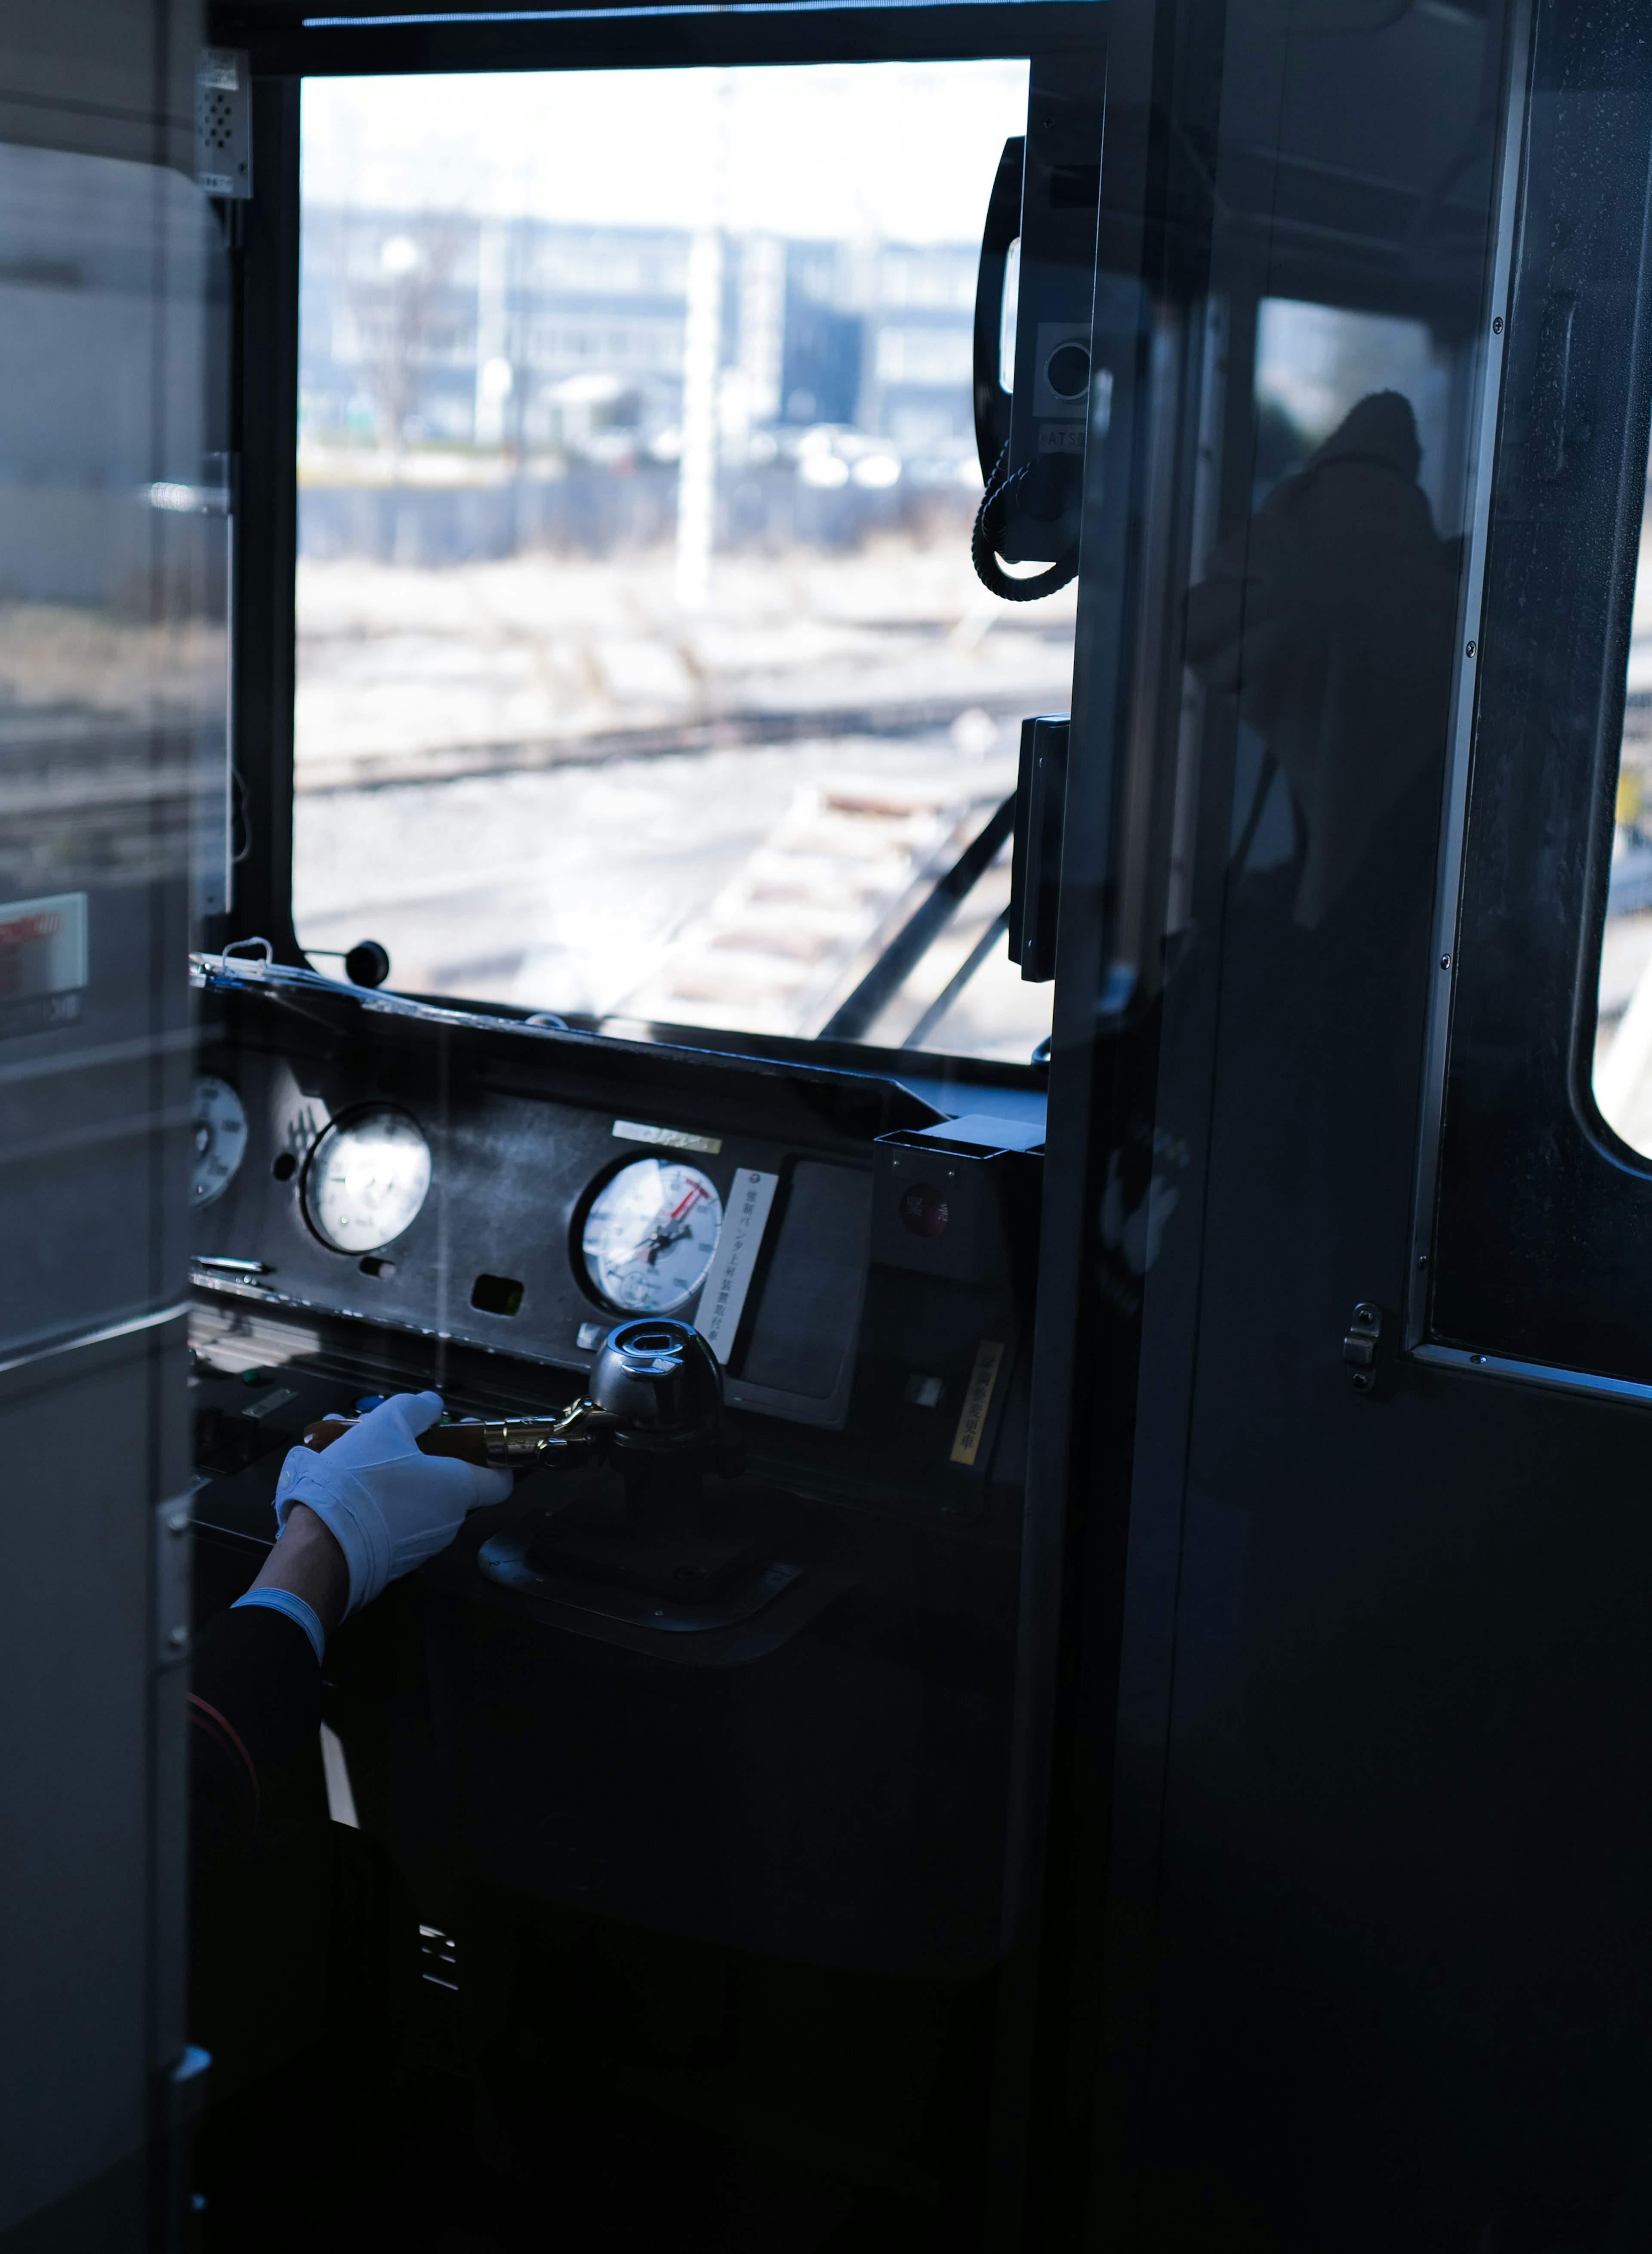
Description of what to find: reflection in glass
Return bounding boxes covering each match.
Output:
[1187,389,1458,930]
[1123,8,1505,2220]
[1254,300,1461,519]
[292,65,1066,1063]
[1594,426,1652,1152]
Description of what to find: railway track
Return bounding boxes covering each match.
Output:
[293,687,1057,796]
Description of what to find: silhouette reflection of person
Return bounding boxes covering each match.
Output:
[1149,389,1470,2234]
[1185,389,1459,928]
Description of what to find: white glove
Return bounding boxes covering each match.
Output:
[273,1390,512,1616]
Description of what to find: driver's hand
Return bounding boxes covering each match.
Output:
[272,1390,512,1616]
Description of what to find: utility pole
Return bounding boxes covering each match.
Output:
[675,227,724,610]
[474,217,509,454]
[674,73,730,611]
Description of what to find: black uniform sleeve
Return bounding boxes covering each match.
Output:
[189,1603,323,1871]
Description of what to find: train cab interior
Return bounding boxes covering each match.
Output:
[14,0,1652,2248]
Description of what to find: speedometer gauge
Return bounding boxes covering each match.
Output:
[192,1075,247,1209]
[303,1106,431,1254]
[581,1158,723,1313]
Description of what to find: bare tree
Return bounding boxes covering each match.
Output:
[347,213,468,476]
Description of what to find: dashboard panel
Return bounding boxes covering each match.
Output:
[185,952,1044,1992]
[191,966,899,1429]
[188,956,1035,1480]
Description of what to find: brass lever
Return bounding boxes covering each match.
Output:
[298,1400,610,1470]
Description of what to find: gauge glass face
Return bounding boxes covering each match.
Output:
[303,1107,431,1254]
[192,1076,248,1209]
[582,1159,723,1313]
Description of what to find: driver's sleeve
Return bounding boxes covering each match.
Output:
[188,1603,323,1875]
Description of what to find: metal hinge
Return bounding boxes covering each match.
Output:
[1343,1301,1383,1395]
[155,1496,193,1666]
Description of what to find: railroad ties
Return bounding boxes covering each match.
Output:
[618,766,1010,1041]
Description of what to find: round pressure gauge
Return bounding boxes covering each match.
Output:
[302,1106,431,1254]
[192,1075,248,1209]
[581,1158,723,1314]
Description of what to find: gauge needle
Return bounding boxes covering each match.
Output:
[623,1183,707,1266]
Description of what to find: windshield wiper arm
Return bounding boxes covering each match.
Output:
[819,793,1016,1043]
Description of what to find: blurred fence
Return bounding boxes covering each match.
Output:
[298,460,978,566]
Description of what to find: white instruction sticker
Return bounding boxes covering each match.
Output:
[0,891,87,1036]
[949,1340,1005,1467]
[613,1118,722,1156]
[694,1169,778,1363]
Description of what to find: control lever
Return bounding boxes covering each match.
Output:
[296,1318,743,1496]
[473,1321,785,1623]
[299,1399,606,1469]
[590,1315,745,1501]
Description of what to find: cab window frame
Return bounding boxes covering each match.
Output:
[1417,0,1652,1389]
[218,2,1107,1088]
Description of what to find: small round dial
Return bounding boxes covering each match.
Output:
[192,1075,247,1209]
[302,1107,431,1254]
[581,1158,723,1314]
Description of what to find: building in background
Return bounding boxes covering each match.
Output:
[298,206,982,553]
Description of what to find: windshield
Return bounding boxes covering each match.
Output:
[292,62,1069,1065]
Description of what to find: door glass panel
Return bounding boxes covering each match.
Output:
[1099,4,1508,2231]
[293,63,1063,1063]
[1593,423,1652,1152]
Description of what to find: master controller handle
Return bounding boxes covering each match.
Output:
[592,1318,734,1456]
[587,1316,745,1508]
[297,1414,579,1469]
[298,1317,743,1485]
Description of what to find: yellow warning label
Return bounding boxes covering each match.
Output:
[949,1340,1005,1467]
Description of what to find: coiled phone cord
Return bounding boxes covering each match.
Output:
[971,441,1081,602]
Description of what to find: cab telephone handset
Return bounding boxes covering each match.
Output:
[971,53,1107,602]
